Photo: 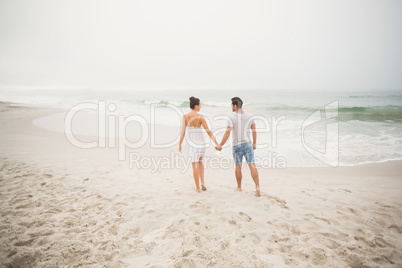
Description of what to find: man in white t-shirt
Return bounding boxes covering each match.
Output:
[216,97,260,197]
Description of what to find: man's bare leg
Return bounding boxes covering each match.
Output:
[235,164,242,191]
[198,157,206,191]
[192,162,201,192]
[248,163,260,197]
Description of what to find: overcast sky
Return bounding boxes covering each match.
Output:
[0,0,401,91]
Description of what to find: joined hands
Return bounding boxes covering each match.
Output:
[215,144,222,151]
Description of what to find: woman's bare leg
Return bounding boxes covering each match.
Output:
[198,157,206,190]
[192,162,201,192]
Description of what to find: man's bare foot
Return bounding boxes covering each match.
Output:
[255,186,261,197]
[235,187,242,192]
[195,188,201,193]
[201,185,207,191]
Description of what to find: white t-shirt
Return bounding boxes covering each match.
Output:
[227,112,255,146]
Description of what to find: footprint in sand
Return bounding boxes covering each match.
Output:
[314,216,331,225]
[389,224,402,234]
[338,188,351,193]
[347,207,359,216]
[375,201,394,209]
[247,233,262,245]
[266,194,288,209]
[228,219,237,225]
[182,249,194,257]
[14,238,35,247]
[304,214,329,226]
[44,173,53,178]
[239,212,252,222]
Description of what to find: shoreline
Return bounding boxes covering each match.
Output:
[2,101,401,169]
[1,100,402,178]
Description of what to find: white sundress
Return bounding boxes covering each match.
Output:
[183,126,206,163]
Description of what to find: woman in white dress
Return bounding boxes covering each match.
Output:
[179,96,219,192]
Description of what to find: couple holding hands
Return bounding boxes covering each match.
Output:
[179,96,260,197]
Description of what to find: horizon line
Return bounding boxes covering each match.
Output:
[1,85,401,92]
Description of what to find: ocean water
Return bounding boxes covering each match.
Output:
[1,88,402,167]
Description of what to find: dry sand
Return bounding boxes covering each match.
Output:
[0,102,401,267]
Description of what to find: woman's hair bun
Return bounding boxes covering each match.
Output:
[189,96,200,109]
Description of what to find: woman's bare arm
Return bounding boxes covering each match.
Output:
[201,117,218,145]
[178,116,186,152]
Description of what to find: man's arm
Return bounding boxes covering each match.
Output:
[251,123,256,150]
[220,126,232,146]
[216,126,232,150]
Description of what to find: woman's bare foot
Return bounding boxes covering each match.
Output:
[201,185,207,191]
[195,188,201,193]
[255,186,261,197]
[235,187,242,192]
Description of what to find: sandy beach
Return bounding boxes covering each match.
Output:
[0,102,401,267]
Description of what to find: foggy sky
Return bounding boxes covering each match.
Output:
[1,0,401,91]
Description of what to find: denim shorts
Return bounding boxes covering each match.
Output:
[232,142,255,164]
